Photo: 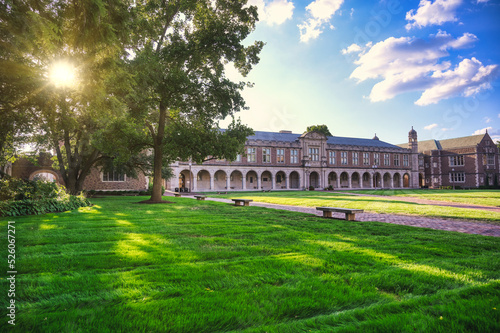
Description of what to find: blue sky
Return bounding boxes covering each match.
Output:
[223,0,500,144]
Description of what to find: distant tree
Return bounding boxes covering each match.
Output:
[305,125,332,137]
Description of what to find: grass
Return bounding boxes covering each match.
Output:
[1,196,499,332]
[338,189,500,208]
[209,190,500,224]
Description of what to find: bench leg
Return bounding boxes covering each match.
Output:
[345,213,356,221]
[244,202,250,206]
[322,211,332,218]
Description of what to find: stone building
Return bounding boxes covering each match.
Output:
[398,131,499,188]
[167,128,420,192]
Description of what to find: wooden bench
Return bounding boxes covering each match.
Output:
[194,195,206,200]
[232,199,253,206]
[217,191,228,194]
[174,193,181,197]
[316,207,364,221]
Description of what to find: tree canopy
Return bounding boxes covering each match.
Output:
[305,124,332,137]
[125,0,263,202]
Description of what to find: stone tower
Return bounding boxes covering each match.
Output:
[409,127,419,188]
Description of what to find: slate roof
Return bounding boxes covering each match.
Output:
[248,131,406,150]
[397,134,485,153]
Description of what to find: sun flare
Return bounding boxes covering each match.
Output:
[49,61,76,88]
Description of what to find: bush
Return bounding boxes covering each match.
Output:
[0,178,92,217]
[308,186,315,191]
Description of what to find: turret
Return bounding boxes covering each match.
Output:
[408,126,419,188]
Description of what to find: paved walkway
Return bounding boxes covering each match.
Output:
[176,194,500,237]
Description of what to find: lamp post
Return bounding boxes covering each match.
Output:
[372,165,378,190]
[189,158,192,193]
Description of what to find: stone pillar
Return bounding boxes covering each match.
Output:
[210,172,215,191]
[271,172,276,190]
[285,173,289,189]
[257,172,262,190]
[242,172,246,190]
[226,171,230,190]
[192,171,198,192]
[348,173,352,188]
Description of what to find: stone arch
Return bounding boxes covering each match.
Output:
[261,170,273,190]
[275,171,286,189]
[196,170,211,191]
[340,172,349,188]
[362,172,371,188]
[29,169,61,184]
[328,171,338,188]
[393,173,401,188]
[214,170,228,190]
[289,171,300,189]
[383,172,391,188]
[309,171,319,188]
[230,170,244,190]
[373,172,382,188]
[179,169,194,192]
[246,170,258,190]
[403,173,410,188]
[351,172,360,188]
[419,173,425,187]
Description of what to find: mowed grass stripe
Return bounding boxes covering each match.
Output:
[1,196,499,332]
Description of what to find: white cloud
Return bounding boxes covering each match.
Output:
[473,127,492,135]
[248,0,294,26]
[346,32,499,105]
[406,0,463,30]
[424,123,438,130]
[484,117,491,123]
[298,0,344,43]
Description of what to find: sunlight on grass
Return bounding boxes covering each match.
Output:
[115,219,133,226]
[39,223,59,230]
[115,233,152,259]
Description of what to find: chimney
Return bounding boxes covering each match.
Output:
[279,130,292,134]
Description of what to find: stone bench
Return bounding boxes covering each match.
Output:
[316,207,364,221]
[194,195,206,200]
[232,199,253,206]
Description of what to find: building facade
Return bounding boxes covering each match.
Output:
[399,131,499,188]
[7,128,498,192]
[167,129,420,192]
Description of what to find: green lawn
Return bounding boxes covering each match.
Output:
[209,190,500,224]
[338,189,500,208]
[1,196,499,332]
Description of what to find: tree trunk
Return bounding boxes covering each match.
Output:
[148,105,167,202]
[149,142,164,202]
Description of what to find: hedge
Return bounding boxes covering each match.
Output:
[0,195,91,217]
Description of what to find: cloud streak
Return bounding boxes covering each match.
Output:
[406,0,463,30]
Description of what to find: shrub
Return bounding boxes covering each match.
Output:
[308,186,315,191]
[0,178,92,217]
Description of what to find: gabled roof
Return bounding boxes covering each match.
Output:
[247,131,406,150]
[397,134,485,153]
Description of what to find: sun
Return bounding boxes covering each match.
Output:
[49,61,76,88]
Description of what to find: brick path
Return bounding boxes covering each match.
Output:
[179,194,500,237]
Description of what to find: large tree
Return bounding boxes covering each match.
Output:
[1,0,131,194]
[126,0,263,202]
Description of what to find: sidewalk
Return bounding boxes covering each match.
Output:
[177,194,500,237]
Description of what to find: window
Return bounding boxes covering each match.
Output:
[450,172,465,183]
[263,148,271,163]
[276,174,282,183]
[309,148,319,161]
[363,152,370,165]
[394,154,400,166]
[374,153,380,166]
[277,149,284,163]
[102,167,125,182]
[353,152,359,165]
[487,154,495,165]
[234,154,242,162]
[249,176,254,184]
[291,149,298,164]
[247,148,256,162]
[384,154,390,166]
[403,154,409,166]
[341,151,348,165]
[449,155,464,166]
[329,151,336,165]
